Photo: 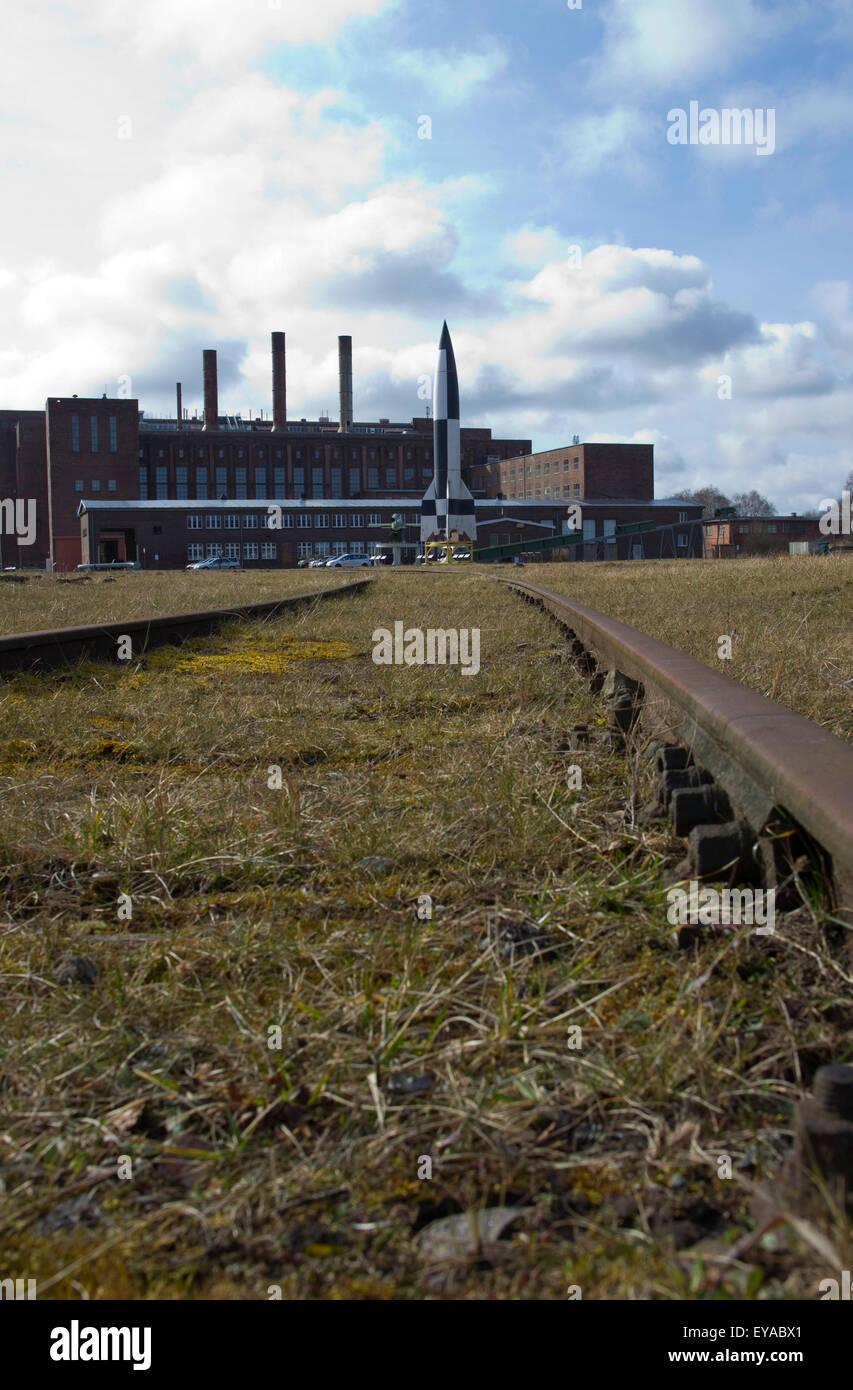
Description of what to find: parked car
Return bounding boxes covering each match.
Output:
[308,557,329,567]
[296,558,310,568]
[325,554,372,568]
[186,556,240,570]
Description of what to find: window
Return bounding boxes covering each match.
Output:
[196,466,208,499]
[367,468,379,488]
[312,466,324,497]
[223,542,240,560]
[109,416,117,452]
[544,461,550,474]
[293,466,305,491]
[206,542,223,559]
[91,478,101,491]
[71,415,80,452]
[385,467,397,487]
[108,479,117,492]
[74,479,83,492]
[368,512,381,526]
[218,449,224,459]
[563,459,569,471]
[351,541,366,556]
[261,541,276,560]
[254,467,267,498]
[404,468,415,482]
[187,515,203,529]
[315,513,329,528]
[767,524,777,533]
[296,513,311,529]
[178,448,184,459]
[349,467,360,495]
[350,512,362,527]
[235,467,247,499]
[188,544,204,562]
[273,511,293,529]
[332,513,347,527]
[573,458,579,469]
[224,514,239,530]
[740,524,750,534]
[677,533,688,548]
[330,468,342,495]
[314,540,330,558]
[603,520,616,541]
[243,514,258,529]
[138,467,148,499]
[573,483,580,497]
[176,465,188,499]
[369,450,375,461]
[678,511,688,524]
[205,514,221,529]
[155,466,167,499]
[273,467,285,498]
[216,466,227,495]
[297,542,312,559]
[237,449,244,459]
[90,417,98,451]
[332,540,348,557]
[544,487,550,498]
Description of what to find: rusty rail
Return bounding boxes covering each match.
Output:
[503,576,853,915]
[0,577,372,675]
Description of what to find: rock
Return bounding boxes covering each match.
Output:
[51,953,99,986]
[356,855,396,875]
[417,1206,535,1263]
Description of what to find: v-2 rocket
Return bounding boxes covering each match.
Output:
[420,321,476,544]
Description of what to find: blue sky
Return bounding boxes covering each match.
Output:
[1,0,851,509]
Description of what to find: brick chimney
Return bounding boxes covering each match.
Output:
[338,335,353,434]
[271,331,287,432]
[202,350,218,431]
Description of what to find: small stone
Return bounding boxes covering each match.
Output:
[51,954,99,986]
[356,856,396,875]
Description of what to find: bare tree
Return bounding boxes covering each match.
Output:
[731,490,776,517]
[672,486,732,518]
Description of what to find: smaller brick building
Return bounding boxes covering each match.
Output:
[703,514,823,558]
[475,442,654,503]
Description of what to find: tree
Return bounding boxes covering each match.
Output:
[672,486,731,518]
[731,491,776,518]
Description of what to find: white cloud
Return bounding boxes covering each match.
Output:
[392,39,509,105]
[597,0,785,89]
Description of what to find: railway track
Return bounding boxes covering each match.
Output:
[0,576,371,675]
[503,575,853,922]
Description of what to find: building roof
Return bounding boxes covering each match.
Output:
[78,496,702,514]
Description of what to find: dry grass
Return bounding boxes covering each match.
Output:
[0,568,343,636]
[0,569,850,1300]
[523,553,853,740]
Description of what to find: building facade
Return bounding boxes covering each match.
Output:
[703,514,823,558]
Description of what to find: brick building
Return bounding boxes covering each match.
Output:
[703,514,823,558]
[78,496,704,568]
[0,333,529,571]
[475,442,654,503]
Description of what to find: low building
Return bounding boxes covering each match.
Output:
[78,496,704,568]
[703,514,823,558]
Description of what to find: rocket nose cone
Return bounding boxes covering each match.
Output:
[439,321,452,349]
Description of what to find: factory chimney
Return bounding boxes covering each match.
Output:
[271,331,287,432]
[176,382,182,431]
[338,335,353,434]
[202,349,218,431]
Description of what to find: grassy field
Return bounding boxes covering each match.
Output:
[0,568,343,635]
[0,567,850,1300]
[523,553,853,741]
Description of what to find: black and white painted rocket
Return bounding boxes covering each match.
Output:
[420,321,476,544]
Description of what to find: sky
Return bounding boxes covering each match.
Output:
[1,0,851,510]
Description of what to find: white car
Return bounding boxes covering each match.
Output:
[325,554,372,568]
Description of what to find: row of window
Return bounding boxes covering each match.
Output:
[138,465,428,499]
[71,416,119,454]
[75,479,117,492]
[185,511,414,530]
[188,543,278,561]
[145,447,431,464]
[296,542,369,558]
[704,522,790,536]
[507,485,582,499]
[502,457,580,482]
